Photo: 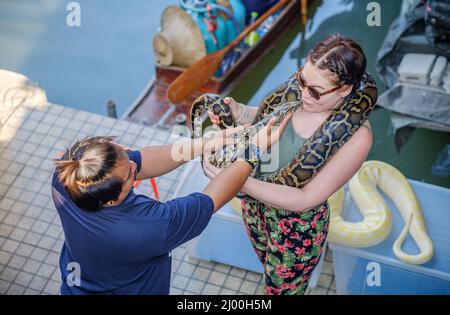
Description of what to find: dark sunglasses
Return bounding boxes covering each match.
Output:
[296,67,341,100]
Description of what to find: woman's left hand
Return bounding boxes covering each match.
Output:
[202,155,225,180]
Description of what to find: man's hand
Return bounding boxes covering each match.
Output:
[203,155,224,180]
[136,125,243,180]
[203,125,246,156]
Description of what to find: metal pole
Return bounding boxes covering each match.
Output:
[107,100,118,118]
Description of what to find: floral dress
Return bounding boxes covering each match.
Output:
[241,200,330,295]
[240,116,330,295]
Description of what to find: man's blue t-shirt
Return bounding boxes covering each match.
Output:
[51,150,214,295]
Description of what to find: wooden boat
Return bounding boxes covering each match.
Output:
[124,0,304,129]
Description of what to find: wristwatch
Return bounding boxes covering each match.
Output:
[238,144,263,170]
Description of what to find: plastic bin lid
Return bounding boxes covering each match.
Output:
[329,180,450,281]
[397,53,436,77]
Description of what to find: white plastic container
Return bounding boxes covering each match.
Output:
[398,53,436,85]
[329,180,450,295]
[430,56,448,87]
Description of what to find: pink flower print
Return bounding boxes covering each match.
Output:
[281,283,297,290]
[266,286,282,295]
[284,239,294,248]
[295,247,305,256]
[281,271,296,279]
[291,232,300,240]
[279,220,291,235]
[303,266,313,274]
[295,263,305,271]
[276,265,287,277]
[302,273,311,282]
[293,218,307,225]
[313,234,321,246]
[280,224,291,235]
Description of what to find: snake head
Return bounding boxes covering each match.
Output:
[210,98,237,129]
[191,93,237,135]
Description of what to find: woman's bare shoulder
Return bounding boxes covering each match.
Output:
[350,121,373,148]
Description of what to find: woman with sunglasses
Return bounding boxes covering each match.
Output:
[205,34,372,295]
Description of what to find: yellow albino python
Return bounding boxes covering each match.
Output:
[191,71,378,205]
[328,160,434,265]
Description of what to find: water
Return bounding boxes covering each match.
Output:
[1,0,449,187]
[228,0,450,188]
[0,0,177,117]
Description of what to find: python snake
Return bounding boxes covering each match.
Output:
[328,160,433,265]
[190,71,377,197]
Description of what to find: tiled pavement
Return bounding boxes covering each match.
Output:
[0,101,336,295]
[169,243,336,295]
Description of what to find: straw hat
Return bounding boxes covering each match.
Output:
[152,6,206,68]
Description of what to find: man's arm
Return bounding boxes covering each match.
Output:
[202,160,253,212]
[135,138,204,181]
[136,126,243,181]
[158,159,253,253]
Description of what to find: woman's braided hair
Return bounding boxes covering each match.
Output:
[308,33,367,94]
[54,136,127,211]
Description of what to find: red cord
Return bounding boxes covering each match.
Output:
[133,179,159,201]
[150,178,160,201]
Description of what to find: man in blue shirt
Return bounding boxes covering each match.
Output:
[51,117,289,295]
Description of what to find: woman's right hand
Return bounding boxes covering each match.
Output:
[208,97,242,128]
